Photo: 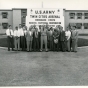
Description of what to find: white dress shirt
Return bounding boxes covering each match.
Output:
[29,31,32,36]
[6,29,14,36]
[65,30,71,40]
[24,30,27,36]
[18,28,24,36]
[14,30,20,37]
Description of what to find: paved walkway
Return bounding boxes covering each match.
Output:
[0,47,88,86]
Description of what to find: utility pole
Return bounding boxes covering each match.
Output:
[42,1,43,8]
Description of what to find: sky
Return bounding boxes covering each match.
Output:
[0,0,88,10]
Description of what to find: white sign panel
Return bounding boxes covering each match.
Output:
[26,8,65,30]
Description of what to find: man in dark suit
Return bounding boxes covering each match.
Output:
[71,26,78,52]
[33,27,40,51]
[59,26,66,52]
[53,28,59,51]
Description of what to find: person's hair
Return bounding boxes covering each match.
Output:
[19,24,22,27]
[9,25,11,27]
[15,26,18,29]
[73,26,76,28]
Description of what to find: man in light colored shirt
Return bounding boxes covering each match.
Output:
[18,24,24,51]
[40,25,48,52]
[14,26,20,51]
[6,25,14,51]
[65,27,71,52]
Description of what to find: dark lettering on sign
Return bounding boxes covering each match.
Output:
[29,22,37,24]
[30,15,38,18]
[39,15,47,18]
[48,19,55,21]
[48,15,60,18]
[49,22,60,24]
[38,22,48,24]
[35,10,55,14]
[35,19,46,21]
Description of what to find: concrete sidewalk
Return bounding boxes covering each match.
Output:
[0,48,88,86]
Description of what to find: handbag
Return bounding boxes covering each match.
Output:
[54,39,58,44]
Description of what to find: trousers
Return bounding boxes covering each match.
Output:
[41,35,47,50]
[14,37,20,50]
[7,36,14,51]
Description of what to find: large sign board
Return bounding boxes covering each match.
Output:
[26,8,65,30]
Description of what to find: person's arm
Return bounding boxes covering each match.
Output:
[74,30,78,39]
[67,31,71,40]
[13,31,16,37]
[9,30,13,38]
[6,29,8,36]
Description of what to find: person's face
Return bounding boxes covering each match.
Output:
[16,28,18,30]
[66,27,69,31]
[19,25,21,28]
[9,26,12,29]
[23,27,25,30]
[71,26,73,30]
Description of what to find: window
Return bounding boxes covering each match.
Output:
[77,13,82,19]
[22,16,26,23]
[22,23,25,26]
[84,13,88,19]
[21,10,27,16]
[83,23,88,29]
[2,12,8,18]
[84,27,88,29]
[77,16,82,19]
[69,13,75,19]
[69,23,76,27]
[70,16,75,19]
[76,23,82,29]
[84,17,88,19]
[2,23,8,29]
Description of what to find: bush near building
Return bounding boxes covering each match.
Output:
[0,37,88,48]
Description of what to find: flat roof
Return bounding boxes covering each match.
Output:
[0,8,88,12]
[66,10,88,12]
[0,9,12,11]
[12,8,27,10]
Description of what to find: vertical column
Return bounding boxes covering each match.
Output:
[12,9,21,30]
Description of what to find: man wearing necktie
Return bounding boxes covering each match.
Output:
[6,25,14,51]
[33,27,40,51]
[26,26,33,52]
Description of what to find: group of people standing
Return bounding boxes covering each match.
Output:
[6,24,78,52]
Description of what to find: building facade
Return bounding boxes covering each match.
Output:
[0,8,88,34]
[0,8,27,33]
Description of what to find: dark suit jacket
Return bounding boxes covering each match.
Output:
[33,31,40,41]
[60,31,66,41]
[26,31,33,42]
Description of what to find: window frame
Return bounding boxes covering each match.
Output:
[2,23,8,29]
[2,12,8,19]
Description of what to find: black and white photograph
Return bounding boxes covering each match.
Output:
[0,0,88,86]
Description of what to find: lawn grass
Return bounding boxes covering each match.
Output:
[0,37,88,47]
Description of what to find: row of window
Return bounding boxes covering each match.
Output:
[69,13,88,19]
[69,13,88,16]
[1,23,26,29]
[70,16,88,19]
[1,23,88,29]
[1,11,27,19]
[69,23,88,29]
